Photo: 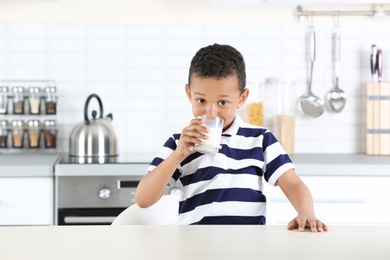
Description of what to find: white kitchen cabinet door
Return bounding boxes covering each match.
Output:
[0,177,53,225]
[264,176,390,226]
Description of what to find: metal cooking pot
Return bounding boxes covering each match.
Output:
[69,94,117,159]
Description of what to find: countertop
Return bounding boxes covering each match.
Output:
[290,153,390,176]
[55,153,390,177]
[0,153,153,177]
[0,153,60,177]
[1,225,389,260]
[1,153,390,177]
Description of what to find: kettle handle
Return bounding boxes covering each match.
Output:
[84,94,103,124]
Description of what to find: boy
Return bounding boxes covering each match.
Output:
[135,43,327,232]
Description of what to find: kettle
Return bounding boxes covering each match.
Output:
[69,94,118,159]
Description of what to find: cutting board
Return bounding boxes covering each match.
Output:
[366,82,390,155]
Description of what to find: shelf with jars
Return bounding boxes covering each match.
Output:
[0,80,58,152]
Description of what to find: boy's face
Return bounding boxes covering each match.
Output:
[185,75,248,131]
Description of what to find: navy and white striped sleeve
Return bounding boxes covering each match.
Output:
[147,134,182,184]
[262,130,295,186]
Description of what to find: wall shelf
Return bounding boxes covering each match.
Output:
[294,5,390,21]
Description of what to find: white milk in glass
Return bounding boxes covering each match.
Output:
[195,115,224,154]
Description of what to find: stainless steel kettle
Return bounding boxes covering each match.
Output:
[69,94,118,159]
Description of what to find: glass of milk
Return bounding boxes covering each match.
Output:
[195,115,224,154]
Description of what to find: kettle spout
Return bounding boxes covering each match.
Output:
[105,113,113,122]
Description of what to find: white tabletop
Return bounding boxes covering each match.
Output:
[1,225,389,260]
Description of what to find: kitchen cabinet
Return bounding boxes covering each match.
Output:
[0,153,59,226]
[264,175,390,226]
[264,153,390,226]
[0,177,54,225]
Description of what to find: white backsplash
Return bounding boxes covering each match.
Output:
[0,22,388,155]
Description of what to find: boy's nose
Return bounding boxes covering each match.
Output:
[205,104,218,117]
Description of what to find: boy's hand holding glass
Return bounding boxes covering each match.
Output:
[174,118,209,158]
[175,115,224,158]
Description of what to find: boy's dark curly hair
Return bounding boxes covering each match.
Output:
[188,43,246,94]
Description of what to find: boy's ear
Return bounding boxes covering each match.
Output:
[237,88,249,109]
[185,84,191,100]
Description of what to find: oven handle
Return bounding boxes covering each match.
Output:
[64,216,117,224]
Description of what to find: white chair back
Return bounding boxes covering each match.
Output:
[111,194,179,225]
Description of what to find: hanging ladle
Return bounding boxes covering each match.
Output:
[298,23,325,118]
[326,16,346,113]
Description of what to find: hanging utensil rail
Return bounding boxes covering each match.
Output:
[295,5,390,22]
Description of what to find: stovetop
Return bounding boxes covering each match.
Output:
[58,153,155,164]
[55,153,154,176]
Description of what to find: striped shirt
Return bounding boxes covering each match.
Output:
[148,115,294,225]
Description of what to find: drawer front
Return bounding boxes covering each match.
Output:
[264,176,390,226]
[0,178,53,225]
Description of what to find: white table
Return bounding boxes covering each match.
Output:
[1,225,389,260]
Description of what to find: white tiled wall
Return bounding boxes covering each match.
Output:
[1,22,389,155]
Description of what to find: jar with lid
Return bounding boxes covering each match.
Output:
[11,120,25,148]
[12,87,25,114]
[0,86,9,114]
[44,87,57,115]
[240,78,266,126]
[27,120,41,148]
[43,120,57,148]
[266,77,295,155]
[28,87,41,115]
[0,120,9,148]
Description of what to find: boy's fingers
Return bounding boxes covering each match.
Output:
[287,220,295,230]
[288,217,327,232]
[316,220,324,232]
[298,218,306,231]
[308,219,318,232]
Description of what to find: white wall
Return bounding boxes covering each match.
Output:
[0,1,385,23]
[0,1,389,156]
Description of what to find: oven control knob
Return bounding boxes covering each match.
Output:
[99,187,111,200]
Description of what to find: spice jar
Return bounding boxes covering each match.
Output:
[11,120,25,148]
[44,87,57,115]
[0,120,9,148]
[28,87,41,115]
[27,120,41,148]
[267,77,295,155]
[43,120,57,148]
[12,87,25,114]
[0,86,9,114]
[241,79,266,126]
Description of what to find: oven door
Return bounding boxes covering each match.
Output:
[55,176,140,225]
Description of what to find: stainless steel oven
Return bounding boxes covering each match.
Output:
[56,175,141,225]
[54,154,178,225]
